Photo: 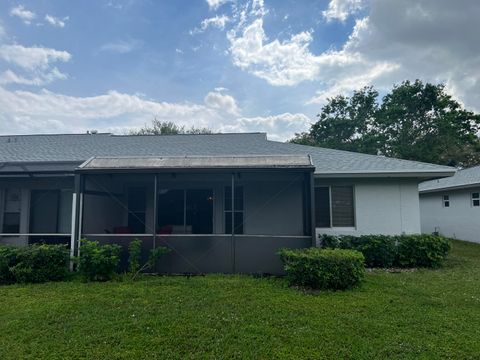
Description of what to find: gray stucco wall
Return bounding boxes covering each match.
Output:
[315,178,421,239]
[420,188,480,243]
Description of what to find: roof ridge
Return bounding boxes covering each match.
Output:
[0,133,112,137]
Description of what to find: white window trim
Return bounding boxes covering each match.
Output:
[442,194,450,208]
[471,192,480,207]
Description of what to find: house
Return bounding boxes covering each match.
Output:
[419,165,480,243]
[0,133,454,274]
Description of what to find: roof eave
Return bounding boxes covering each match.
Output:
[314,170,455,179]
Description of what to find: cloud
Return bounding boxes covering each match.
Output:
[206,0,231,11]
[0,44,71,70]
[0,86,305,140]
[99,39,142,54]
[192,15,230,34]
[45,14,69,28]
[228,17,395,87]
[0,68,68,86]
[10,5,36,25]
[322,0,365,22]
[219,113,311,141]
[204,91,240,115]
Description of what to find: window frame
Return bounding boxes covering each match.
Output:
[471,192,480,207]
[442,194,450,208]
[315,185,356,229]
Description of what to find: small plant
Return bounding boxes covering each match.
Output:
[131,243,170,280]
[128,238,142,274]
[278,247,365,290]
[77,239,121,281]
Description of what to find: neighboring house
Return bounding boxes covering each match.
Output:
[419,165,480,243]
[0,133,454,274]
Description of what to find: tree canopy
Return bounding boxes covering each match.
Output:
[291,80,480,167]
[128,119,212,135]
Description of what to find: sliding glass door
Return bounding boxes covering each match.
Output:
[157,189,213,234]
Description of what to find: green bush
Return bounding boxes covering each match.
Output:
[396,235,451,268]
[0,246,18,284]
[128,238,142,274]
[319,234,451,268]
[0,244,69,284]
[278,247,365,290]
[78,239,121,281]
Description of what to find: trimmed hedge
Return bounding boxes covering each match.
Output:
[0,244,70,284]
[278,247,365,290]
[320,234,451,268]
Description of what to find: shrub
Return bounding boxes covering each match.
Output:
[278,247,365,290]
[0,246,18,284]
[396,235,451,268]
[78,239,121,281]
[319,234,451,268]
[0,244,69,284]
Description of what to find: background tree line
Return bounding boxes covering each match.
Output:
[291,80,480,167]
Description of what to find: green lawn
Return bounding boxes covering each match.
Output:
[0,240,479,359]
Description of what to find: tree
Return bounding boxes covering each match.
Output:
[128,118,212,135]
[291,80,480,167]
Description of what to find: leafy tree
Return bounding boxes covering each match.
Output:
[376,80,480,166]
[291,80,480,167]
[129,118,212,135]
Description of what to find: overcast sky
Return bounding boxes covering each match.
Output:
[0,0,478,140]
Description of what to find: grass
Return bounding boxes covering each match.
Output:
[0,240,479,359]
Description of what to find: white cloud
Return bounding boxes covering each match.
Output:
[10,5,36,25]
[204,91,240,115]
[193,15,230,34]
[206,0,231,11]
[219,113,311,141]
[0,44,71,71]
[45,15,69,28]
[0,68,68,86]
[322,0,365,22]
[228,18,395,88]
[99,40,142,54]
[0,86,304,140]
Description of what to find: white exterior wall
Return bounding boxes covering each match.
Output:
[420,187,480,243]
[316,179,421,239]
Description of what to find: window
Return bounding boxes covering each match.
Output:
[3,188,21,234]
[472,192,480,207]
[29,189,73,234]
[314,186,355,228]
[225,186,244,234]
[157,189,213,234]
[442,195,450,207]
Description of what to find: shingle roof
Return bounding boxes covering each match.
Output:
[419,165,480,193]
[0,132,455,177]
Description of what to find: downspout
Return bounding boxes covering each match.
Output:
[231,172,235,274]
[77,175,85,259]
[153,174,158,249]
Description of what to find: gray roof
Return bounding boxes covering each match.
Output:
[0,132,455,177]
[419,165,480,193]
[79,155,313,171]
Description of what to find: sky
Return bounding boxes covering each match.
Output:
[0,0,479,140]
